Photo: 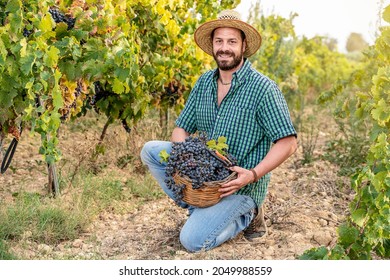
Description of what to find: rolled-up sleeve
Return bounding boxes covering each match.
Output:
[257,82,297,143]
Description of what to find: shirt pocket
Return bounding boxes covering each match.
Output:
[221,106,258,138]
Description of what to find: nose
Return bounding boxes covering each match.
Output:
[219,41,229,51]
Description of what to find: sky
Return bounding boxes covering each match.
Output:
[235,0,390,52]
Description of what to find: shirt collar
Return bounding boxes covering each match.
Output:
[213,58,252,85]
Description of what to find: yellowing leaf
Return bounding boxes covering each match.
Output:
[52,70,63,109]
[160,12,171,25]
[39,13,53,33]
[166,19,180,36]
[371,99,390,126]
[383,4,390,23]
[116,0,126,11]
[0,38,7,63]
[207,139,217,149]
[112,78,125,94]
[351,209,367,227]
[158,149,170,163]
[44,46,60,67]
[138,75,145,84]
[155,0,166,16]
[20,38,27,57]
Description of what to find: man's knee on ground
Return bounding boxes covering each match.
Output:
[140,141,157,164]
[179,227,212,253]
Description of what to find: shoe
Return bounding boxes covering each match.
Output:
[244,205,267,240]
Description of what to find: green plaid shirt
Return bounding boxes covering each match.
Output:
[175,59,297,206]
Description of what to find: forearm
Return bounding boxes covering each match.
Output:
[252,135,297,179]
[171,127,190,142]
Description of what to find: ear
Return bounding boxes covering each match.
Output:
[242,39,247,52]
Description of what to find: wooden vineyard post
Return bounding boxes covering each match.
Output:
[48,162,60,197]
[43,129,60,197]
[159,108,169,139]
[0,132,4,163]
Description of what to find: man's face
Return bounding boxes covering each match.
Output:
[212,27,246,71]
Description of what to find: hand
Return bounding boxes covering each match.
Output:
[218,166,255,198]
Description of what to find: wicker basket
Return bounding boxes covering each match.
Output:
[173,172,237,208]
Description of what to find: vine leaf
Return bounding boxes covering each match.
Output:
[383,5,390,23]
[351,208,367,227]
[113,78,125,94]
[39,14,53,33]
[159,149,170,163]
[338,223,359,247]
[207,136,228,155]
[20,54,35,75]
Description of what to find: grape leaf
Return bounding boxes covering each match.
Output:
[0,89,17,108]
[351,208,367,227]
[52,69,63,108]
[338,223,359,247]
[20,53,35,75]
[112,78,125,94]
[44,46,60,68]
[299,246,328,260]
[159,149,170,163]
[5,0,20,13]
[39,14,53,33]
[383,4,390,23]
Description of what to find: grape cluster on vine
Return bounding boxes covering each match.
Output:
[163,133,238,205]
[90,81,109,106]
[49,7,76,30]
[22,27,33,37]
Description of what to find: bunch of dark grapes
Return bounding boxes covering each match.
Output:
[23,27,33,37]
[164,134,238,205]
[90,81,109,106]
[49,7,76,30]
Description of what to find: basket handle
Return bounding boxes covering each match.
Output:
[206,148,233,167]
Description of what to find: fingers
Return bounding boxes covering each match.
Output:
[228,165,244,172]
[219,166,254,198]
[219,178,242,198]
[222,177,240,188]
[219,189,236,198]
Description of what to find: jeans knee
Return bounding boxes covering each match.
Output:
[140,141,171,166]
[180,230,200,252]
[140,141,157,165]
[180,227,212,252]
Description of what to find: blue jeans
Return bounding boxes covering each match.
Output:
[140,140,256,252]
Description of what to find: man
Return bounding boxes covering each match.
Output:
[141,10,297,252]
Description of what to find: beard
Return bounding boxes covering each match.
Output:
[213,49,244,71]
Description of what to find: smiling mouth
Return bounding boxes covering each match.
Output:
[218,54,232,59]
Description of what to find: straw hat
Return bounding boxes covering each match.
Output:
[194,10,262,58]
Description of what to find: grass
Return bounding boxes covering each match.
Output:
[0,192,85,244]
[0,169,163,259]
[126,175,164,202]
[0,240,16,260]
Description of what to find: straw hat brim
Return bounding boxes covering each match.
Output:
[194,19,262,57]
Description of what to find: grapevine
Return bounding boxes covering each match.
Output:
[300,4,390,260]
[0,0,239,195]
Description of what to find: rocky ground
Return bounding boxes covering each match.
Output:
[0,113,353,260]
